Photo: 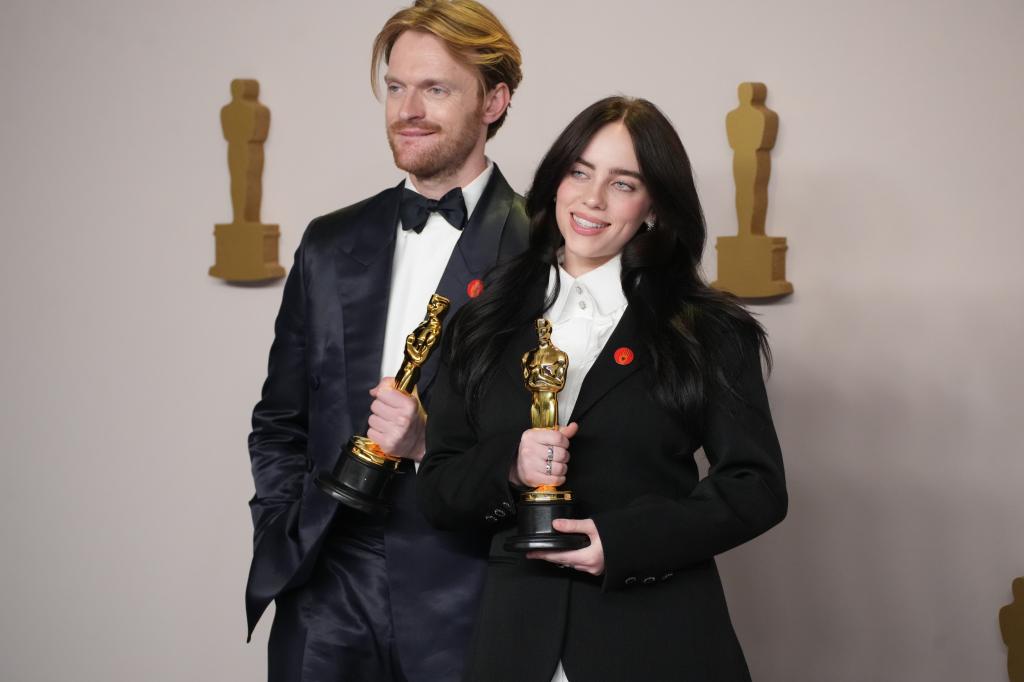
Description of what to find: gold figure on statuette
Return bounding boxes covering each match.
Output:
[504,318,589,550]
[351,293,451,468]
[316,293,450,515]
[521,319,572,502]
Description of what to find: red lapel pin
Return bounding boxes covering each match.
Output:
[613,347,634,366]
[467,279,484,298]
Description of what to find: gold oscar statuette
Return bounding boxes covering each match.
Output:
[316,294,450,515]
[504,319,590,551]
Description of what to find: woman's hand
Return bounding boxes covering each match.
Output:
[510,423,579,488]
[527,518,605,576]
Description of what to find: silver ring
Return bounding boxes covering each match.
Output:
[545,446,554,462]
[545,462,552,475]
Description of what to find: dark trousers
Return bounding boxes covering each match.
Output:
[268,516,409,682]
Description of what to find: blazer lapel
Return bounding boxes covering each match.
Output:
[420,166,519,399]
[567,306,646,423]
[336,183,402,431]
[496,304,646,426]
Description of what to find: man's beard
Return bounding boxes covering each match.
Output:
[387,107,482,182]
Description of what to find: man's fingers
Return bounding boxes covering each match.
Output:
[375,386,419,411]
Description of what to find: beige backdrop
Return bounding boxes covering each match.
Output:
[1,0,1022,680]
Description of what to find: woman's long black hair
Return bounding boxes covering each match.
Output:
[445,96,770,428]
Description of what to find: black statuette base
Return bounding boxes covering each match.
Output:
[504,499,591,552]
[315,448,396,516]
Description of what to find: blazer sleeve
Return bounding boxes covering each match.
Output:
[418,362,523,532]
[247,235,311,549]
[592,338,788,590]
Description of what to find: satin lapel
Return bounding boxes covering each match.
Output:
[337,183,402,431]
[420,167,517,400]
[567,305,646,423]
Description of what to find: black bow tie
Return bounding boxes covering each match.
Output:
[400,187,468,233]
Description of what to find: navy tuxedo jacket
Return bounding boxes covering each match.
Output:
[245,167,529,680]
[418,280,788,682]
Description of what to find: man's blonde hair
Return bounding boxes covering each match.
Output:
[371,0,523,139]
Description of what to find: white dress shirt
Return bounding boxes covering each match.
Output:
[378,161,494,380]
[543,253,628,682]
[545,253,628,427]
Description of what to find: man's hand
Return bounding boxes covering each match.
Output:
[367,377,426,462]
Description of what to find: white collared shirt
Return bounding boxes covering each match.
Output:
[544,254,628,682]
[378,161,494,380]
[544,253,629,427]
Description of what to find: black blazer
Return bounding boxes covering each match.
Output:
[245,167,529,681]
[418,282,788,682]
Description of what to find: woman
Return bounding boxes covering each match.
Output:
[418,96,787,682]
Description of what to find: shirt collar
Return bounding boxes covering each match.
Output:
[546,253,627,321]
[404,159,494,221]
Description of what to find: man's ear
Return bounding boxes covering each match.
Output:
[481,82,511,126]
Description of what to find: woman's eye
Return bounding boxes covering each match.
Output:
[613,180,635,191]
[570,169,587,179]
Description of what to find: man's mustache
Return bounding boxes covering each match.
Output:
[389,122,441,135]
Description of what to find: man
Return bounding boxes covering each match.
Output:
[244,2,526,680]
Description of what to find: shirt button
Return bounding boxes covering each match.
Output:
[578,300,587,310]
[575,286,582,294]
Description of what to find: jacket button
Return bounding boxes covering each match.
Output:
[494,509,506,518]
[485,515,496,523]
[625,576,637,585]
[310,375,321,390]
[661,572,674,581]
[642,576,656,584]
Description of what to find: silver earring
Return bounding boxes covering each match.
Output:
[644,217,657,231]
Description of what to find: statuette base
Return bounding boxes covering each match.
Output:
[315,436,402,516]
[504,498,590,552]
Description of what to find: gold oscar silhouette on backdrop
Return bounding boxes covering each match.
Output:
[713,82,793,298]
[209,79,285,283]
[316,294,451,515]
[504,319,589,552]
[1002,577,1024,682]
